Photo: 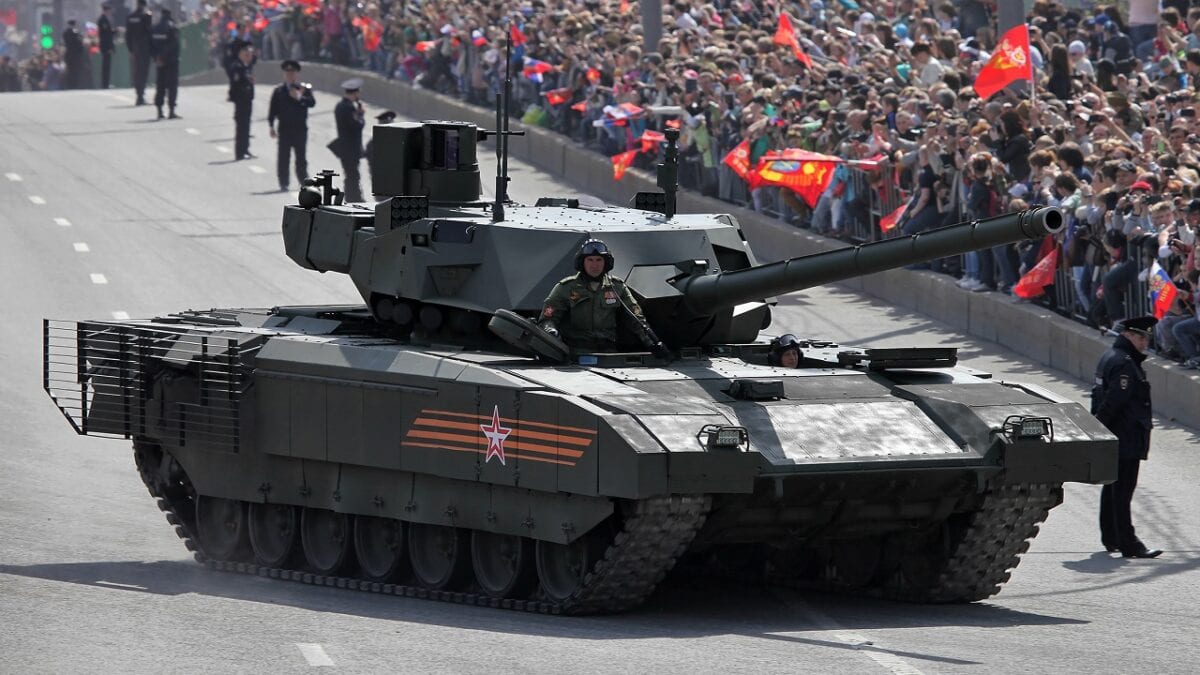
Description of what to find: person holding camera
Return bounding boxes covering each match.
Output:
[268,60,316,192]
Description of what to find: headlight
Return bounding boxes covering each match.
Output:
[697,424,748,451]
[1001,415,1054,441]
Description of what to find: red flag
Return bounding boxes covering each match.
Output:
[510,24,526,46]
[638,129,666,153]
[1013,238,1058,299]
[414,40,437,53]
[619,0,631,13]
[722,141,752,182]
[570,101,587,112]
[773,13,812,69]
[752,158,838,207]
[974,24,1034,100]
[611,149,639,181]
[879,203,908,232]
[544,88,571,106]
[253,13,268,31]
[586,68,601,84]
[1148,262,1179,319]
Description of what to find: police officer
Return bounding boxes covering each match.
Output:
[149,8,180,120]
[98,3,116,89]
[768,334,802,368]
[229,45,255,159]
[332,78,366,202]
[1093,315,1162,559]
[267,60,315,191]
[125,0,152,105]
[538,239,666,355]
[365,110,396,195]
[62,20,85,90]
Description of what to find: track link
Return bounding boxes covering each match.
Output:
[134,446,710,615]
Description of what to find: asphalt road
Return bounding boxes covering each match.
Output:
[1,85,1198,674]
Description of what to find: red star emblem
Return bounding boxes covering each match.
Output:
[480,404,512,465]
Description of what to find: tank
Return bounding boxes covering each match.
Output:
[44,119,1117,615]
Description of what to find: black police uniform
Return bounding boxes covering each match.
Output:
[333,95,365,202]
[229,59,255,159]
[149,13,180,118]
[125,4,152,104]
[62,24,85,90]
[1092,332,1157,557]
[268,77,315,189]
[98,11,116,89]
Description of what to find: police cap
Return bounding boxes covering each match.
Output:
[375,110,397,123]
[281,60,302,72]
[1116,315,1158,337]
[341,78,363,92]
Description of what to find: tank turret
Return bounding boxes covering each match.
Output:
[281,122,1062,351]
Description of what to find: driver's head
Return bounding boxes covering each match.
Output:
[575,239,614,280]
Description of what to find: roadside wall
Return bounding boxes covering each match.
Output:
[183,64,1200,429]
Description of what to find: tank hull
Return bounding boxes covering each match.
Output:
[45,307,1115,613]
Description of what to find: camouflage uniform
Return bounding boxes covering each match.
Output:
[539,273,644,351]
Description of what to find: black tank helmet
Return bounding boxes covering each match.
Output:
[574,238,615,274]
[767,333,802,366]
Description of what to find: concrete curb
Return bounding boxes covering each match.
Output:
[183,64,1200,429]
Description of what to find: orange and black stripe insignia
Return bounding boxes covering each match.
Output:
[401,408,595,467]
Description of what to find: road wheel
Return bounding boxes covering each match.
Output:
[195,495,249,562]
[354,516,409,582]
[248,503,300,568]
[536,536,596,603]
[408,523,471,590]
[300,508,354,575]
[471,530,537,599]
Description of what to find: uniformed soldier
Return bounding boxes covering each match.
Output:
[768,334,802,368]
[125,0,152,105]
[332,78,366,202]
[227,44,255,159]
[1092,315,1162,559]
[365,109,396,195]
[62,20,85,90]
[538,239,667,355]
[149,8,180,120]
[98,3,116,89]
[267,60,315,191]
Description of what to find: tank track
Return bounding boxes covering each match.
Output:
[771,483,1063,603]
[133,447,710,615]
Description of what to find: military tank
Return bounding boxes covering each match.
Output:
[44,115,1117,615]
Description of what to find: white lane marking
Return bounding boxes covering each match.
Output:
[95,580,147,590]
[249,165,266,174]
[73,242,90,253]
[4,172,21,181]
[54,217,71,227]
[214,145,231,154]
[111,311,130,320]
[778,594,926,675]
[90,273,108,285]
[106,93,130,103]
[296,643,334,667]
[29,195,46,205]
[185,128,200,135]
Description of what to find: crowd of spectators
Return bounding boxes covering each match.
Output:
[7,0,1200,367]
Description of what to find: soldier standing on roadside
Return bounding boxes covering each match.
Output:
[332,78,365,202]
[267,60,315,190]
[62,20,85,90]
[229,45,256,159]
[149,8,180,120]
[98,3,116,89]
[1093,315,1163,559]
[125,0,152,105]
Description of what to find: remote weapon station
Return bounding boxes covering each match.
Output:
[45,62,1116,614]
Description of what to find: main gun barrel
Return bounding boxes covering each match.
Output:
[680,207,1064,312]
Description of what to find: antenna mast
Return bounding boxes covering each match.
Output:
[493,37,515,222]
